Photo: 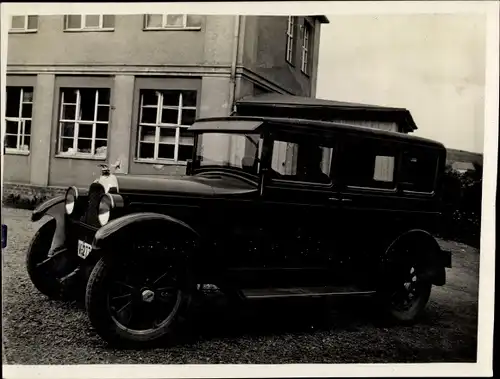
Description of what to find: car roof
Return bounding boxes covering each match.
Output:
[189,116,446,150]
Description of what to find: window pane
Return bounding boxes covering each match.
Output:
[79,89,97,121]
[179,128,194,146]
[141,107,158,124]
[6,87,21,117]
[95,124,108,139]
[27,16,38,30]
[77,139,92,154]
[60,122,76,137]
[22,136,30,150]
[78,123,93,139]
[271,138,332,184]
[5,135,18,149]
[178,144,193,162]
[62,104,76,120]
[373,156,395,182]
[21,103,32,118]
[158,144,175,159]
[22,89,33,103]
[66,15,82,29]
[146,14,163,28]
[186,15,202,28]
[181,108,196,125]
[182,90,197,107]
[6,120,19,134]
[142,90,158,106]
[166,14,185,27]
[162,91,181,106]
[159,127,176,144]
[102,15,115,28]
[140,125,156,142]
[11,16,25,29]
[62,88,77,104]
[85,15,100,28]
[24,120,31,135]
[97,106,110,122]
[60,138,74,153]
[161,108,179,124]
[139,142,154,159]
[95,140,107,157]
[98,89,110,105]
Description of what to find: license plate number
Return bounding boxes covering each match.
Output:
[77,240,92,259]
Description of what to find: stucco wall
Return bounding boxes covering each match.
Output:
[7,15,209,66]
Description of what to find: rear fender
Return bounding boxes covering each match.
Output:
[31,196,67,253]
[384,229,451,286]
[91,212,201,256]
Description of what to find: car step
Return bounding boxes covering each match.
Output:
[242,286,377,299]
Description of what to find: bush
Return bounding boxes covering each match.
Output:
[440,163,482,248]
[2,192,49,210]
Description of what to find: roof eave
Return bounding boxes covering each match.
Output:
[315,15,330,24]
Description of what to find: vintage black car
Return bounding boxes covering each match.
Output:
[27,116,451,346]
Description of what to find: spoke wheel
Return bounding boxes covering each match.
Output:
[86,252,194,346]
[381,257,432,325]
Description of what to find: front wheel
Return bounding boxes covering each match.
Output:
[85,253,193,346]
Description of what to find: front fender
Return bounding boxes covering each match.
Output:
[92,212,201,251]
[31,196,67,253]
[32,195,65,222]
[385,229,451,286]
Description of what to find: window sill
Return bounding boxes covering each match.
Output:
[63,28,115,33]
[55,154,106,161]
[5,149,30,156]
[134,158,187,166]
[8,29,38,34]
[142,26,201,32]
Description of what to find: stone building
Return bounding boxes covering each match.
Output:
[4,14,328,188]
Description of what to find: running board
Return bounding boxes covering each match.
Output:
[242,286,377,300]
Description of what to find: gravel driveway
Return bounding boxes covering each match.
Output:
[2,207,479,364]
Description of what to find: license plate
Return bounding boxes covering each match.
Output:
[77,240,92,259]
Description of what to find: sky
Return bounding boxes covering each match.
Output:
[316,13,487,154]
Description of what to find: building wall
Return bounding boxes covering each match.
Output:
[4,14,325,188]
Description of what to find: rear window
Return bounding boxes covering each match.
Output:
[399,149,438,193]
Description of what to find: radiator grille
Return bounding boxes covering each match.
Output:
[80,182,105,227]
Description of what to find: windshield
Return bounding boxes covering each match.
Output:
[194,132,263,176]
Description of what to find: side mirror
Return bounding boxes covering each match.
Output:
[186,159,193,175]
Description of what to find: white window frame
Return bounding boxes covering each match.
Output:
[136,90,197,163]
[285,16,295,64]
[144,14,189,30]
[301,22,311,74]
[64,15,114,31]
[4,87,33,154]
[57,88,110,159]
[9,15,38,33]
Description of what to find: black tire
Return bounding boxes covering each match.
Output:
[377,258,432,326]
[26,219,76,300]
[85,253,194,347]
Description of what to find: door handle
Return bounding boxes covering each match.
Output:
[329,197,340,202]
[341,198,352,202]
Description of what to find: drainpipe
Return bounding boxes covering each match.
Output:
[228,15,241,115]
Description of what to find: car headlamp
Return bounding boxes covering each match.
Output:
[65,186,78,215]
[98,194,114,226]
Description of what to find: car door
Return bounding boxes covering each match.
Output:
[257,129,344,288]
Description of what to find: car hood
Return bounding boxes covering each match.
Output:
[113,173,257,197]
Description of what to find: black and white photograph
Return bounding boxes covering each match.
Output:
[1,1,497,378]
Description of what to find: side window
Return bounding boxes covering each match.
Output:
[340,138,396,190]
[269,135,333,185]
[399,150,437,193]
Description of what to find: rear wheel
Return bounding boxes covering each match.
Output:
[376,241,433,325]
[85,249,194,346]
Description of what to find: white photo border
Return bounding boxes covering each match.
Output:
[1,1,497,378]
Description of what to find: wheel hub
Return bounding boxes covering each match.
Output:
[141,289,155,303]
